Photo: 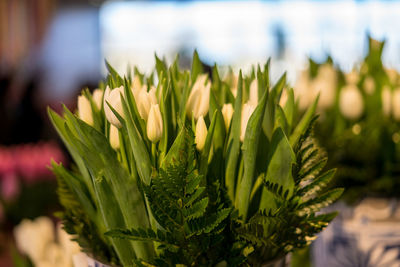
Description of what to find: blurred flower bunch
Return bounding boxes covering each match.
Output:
[0,142,65,226]
[294,36,400,201]
[0,142,65,200]
[14,216,85,267]
[49,53,342,266]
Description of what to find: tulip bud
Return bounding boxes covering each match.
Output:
[92,89,104,109]
[345,71,359,85]
[103,86,125,128]
[195,116,207,151]
[363,76,375,95]
[109,124,120,150]
[240,103,256,142]
[393,88,400,120]
[186,75,210,120]
[339,85,364,119]
[295,70,313,110]
[381,86,392,116]
[77,95,93,126]
[137,86,158,120]
[248,80,258,107]
[131,75,143,101]
[147,104,163,143]
[222,103,234,131]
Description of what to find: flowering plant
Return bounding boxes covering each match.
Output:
[49,53,342,266]
[295,37,400,201]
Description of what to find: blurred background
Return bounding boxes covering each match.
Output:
[1,0,400,266]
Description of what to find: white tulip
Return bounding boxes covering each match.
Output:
[314,64,337,109]
[92,89,104,109]
[230,74,238,97]
[312,77,335,110]
[240,103,256,142]
[14,217,55,265]
[295,70,313,110]
[77,95,93,126]
[195,115,208,151]
[381,86,392,116]
[186,74,211,120]
[392,88,400,120]
[137,86,157,120]
[103,86,125,128]
[72,252,88,267]
[147,104,163,143]
[363,76,375,95]
[109,124,120,150]
[248,79,258,107]
[339,85,364,119]
[345,71,359,85]
[222,103,234,131]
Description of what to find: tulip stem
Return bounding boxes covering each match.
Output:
[151,143,157,167]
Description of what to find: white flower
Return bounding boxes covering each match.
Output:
[339,85,364,119]
[109,124,120,150]
[137,86,157,120]
[314,64,337,109]
[147,104,163,143]
[312,77,335,110]
[186,74,211,120]
[363,76,375,95]
[392,88,400,120]
[77,95,93,126]
[103,86,125,128]
[195,115,208,151]
[345,70,359,85]
[248,79,258,107]
[72,252,88,267]
[14,217,55,265]
[381,86,392,116]
[295,70,313,110]
[92,89,104,109]
[240,103,256,142]
[222,103,234,131]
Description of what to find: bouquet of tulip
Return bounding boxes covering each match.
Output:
[48,52,342,266]
[295,36,400,202]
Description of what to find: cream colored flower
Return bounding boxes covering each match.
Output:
[339,85,364,119]
[109,124,120,150]
[77,95,93,126]
[14,217,55,265]
[137,86,158,120]
[147,104,163,143]
[72,252,88,267]
[240,103,256,142]
[103,86,125,128]
[195,115,208,151]
[295,70,313,110]
[392,88,400,120]
[248,79,258,107]
[363,76,375,95]
[345,70,359,85]
[92,89,104,109]
[381,86,392,116]
[186,74,211,120]
[314,64,337,109]
[222,103,234,131]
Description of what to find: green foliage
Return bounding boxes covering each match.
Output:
[235,116,342,264]
[54,165,120,265]
[107,127,233,266]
